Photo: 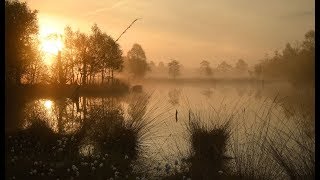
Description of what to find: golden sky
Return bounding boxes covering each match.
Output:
[27,0,314,67]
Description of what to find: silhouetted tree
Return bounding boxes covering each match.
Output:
[235,59,248,73]
[74,32,90,86]
[5,0,39,85]
[61,26,78,84]
[253,30,314,84]
[88,24,123,84]
[126,44,148,78]
[148,61,156,72]
[168,60,180,79]
[158,61,165,73]
[200,60,213,77]
[216,61,233,73]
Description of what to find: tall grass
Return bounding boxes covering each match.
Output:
[229,96,315,180]
[187,113,232,179]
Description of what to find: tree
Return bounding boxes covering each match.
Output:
[148,61,156,72]
[104,35,123,83]
[235,59,248,73]
[88,24,123,84]
[216,61,233,73]
[158,61,165,72]
[73,32,90,86]
[168,60,180,79]
[200,60,213,77]
[126,44,148,78]
[5,0,39,85]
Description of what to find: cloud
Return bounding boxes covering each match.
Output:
[280,10,314,19]
[83,0,129,17]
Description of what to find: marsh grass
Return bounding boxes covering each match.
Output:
[187,115,232,179]
[229,96,315,180]
[161,94,314,180]
[5,91,166,179]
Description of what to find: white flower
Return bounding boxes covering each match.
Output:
[57,140,62,145]
[76,171,80,176]
[218,170,223,175]
[72,165,77,171]
[99,163,103,167]
[124,155,129,159]
[94,160,97,164]
[34,161,38,165]
[92,166,96,171]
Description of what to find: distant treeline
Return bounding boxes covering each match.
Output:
[5,1,314,87]
[253,30,314,84]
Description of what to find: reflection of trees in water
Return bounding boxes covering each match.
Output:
[168,88,182,106]
[201,88,213,98]
[254,87,262,100]
[22,98,84,134]
[235,85,247,97]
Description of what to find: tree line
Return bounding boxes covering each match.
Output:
[5,0,149,87]
[253,30,314,84]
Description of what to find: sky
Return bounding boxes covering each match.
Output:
[27,0,314,67]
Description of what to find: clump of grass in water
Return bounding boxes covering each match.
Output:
[163,109,233,180]
[188,118,231,179]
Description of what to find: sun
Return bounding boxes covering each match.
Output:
[39,23,64,65]
[44,100,53,110]
[41,37,63,55]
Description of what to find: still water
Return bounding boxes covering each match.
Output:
[5,81,315,176]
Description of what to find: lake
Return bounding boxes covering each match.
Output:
[5,81,315,179]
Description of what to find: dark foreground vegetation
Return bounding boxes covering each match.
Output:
[6,94,314,180]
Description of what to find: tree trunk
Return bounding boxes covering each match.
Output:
[82,56,87,86]
[57,51,63,85]
[111,69,114,84]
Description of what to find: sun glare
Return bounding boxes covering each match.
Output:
[39,21,64,65]
[44,100,53,110]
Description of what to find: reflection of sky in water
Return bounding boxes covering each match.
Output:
[18,82,314,163]
[22,98,83,134]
